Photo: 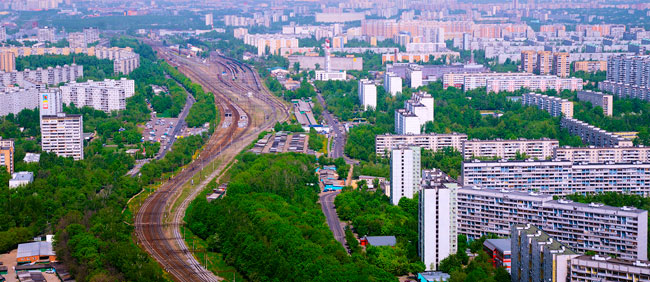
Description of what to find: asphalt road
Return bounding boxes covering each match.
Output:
[316,93,359,165]
[157,86,196,160]
[320,191,348,251]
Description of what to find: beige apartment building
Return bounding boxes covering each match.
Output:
[375,133,467,157]
[462,138,558,160]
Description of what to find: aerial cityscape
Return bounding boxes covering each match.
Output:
[0,0,650,281]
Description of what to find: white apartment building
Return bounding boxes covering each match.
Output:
[577,90,613,116]
[521,92,574,117]
[0,64,83,88]
[83,28,100,44]
[442,72,583,92]
[358,79,376,111]
[68,32,87,48]
[60,78,135,112]
[92,47,141,75]
[486,75,583,93]
[37,27,55,42]
[375,133,467,157]
[315,70,346,81]
[41,113,84,160]
[0,87,38,116]
[405,92,434,126]
[561,117,633,147]
[554,146,650,163]
[205,14,214,26]
[395,109,421,135]
[462,138,559,160]
[419,177,457,271]
[243,34,299,56]
[458,187,648,261]
[568,255,650,281]
[461,159,650,196]
[384,72,402,96]
[390,146,421,205]
[406,65,423,89]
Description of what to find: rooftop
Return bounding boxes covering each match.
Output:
[484,239,511,253]
[11,171,33,181]
[363,236,396,247]
[16,241,55,259]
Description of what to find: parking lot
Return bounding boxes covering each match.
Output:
[0,250,60,282]
[142,117,179,144]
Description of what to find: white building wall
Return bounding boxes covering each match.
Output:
[390,146,421,205]
[419,182,456,271]
[358,79,377,110]
[385,72,403,96]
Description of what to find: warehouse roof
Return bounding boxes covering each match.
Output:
[17,241,54,258]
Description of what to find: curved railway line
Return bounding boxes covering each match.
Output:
[135,44,289,282]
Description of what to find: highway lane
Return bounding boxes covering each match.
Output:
[157,81,196,160]
[320,191,348,251]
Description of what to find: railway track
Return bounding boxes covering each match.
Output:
[135,43,288,282]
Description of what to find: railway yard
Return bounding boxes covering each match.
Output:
[134,41,289,282]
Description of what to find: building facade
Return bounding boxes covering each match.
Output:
[553,146,650,163]
[41,113,84,160]
[385,72,403,96]
[536,51,552,75]
[553,52,570,78]
[576,90,613,116]
[462,138,558,160]
[561,117,633,147]
[0,87,39,116]
[375,133,467,157]
[60,78,135,112]
[486,75,583,93]
[0,51,15,72]
[459,188,648,261]
[390,146,421,205]
[0,64,83,89]
[395,109,421,135]
[419,177,457,271]
[521,92,574,117]
[600,55,650,101]
[573,61,607,73]
[521,50,536,73]
[568,255,650,282]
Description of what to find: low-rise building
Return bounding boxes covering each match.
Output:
[561,117,633,147]
[375,133,467,157]
[9,171,33,188]
[462,138,558,160]
[568,255,650,281]
[23,153,40,163]
[16,241,56,264]
[483,239,511,272]
[576,90,613,116]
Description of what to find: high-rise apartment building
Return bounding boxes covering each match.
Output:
[486,75,583,93]
[462,159,650,196]
[560,117,633,147]
[358,79,377,111]
[0,87,39,117]
[37,27,55,42]
[458,188,648,261]
[395,109,421,135]
[520,50,536,73]
[462,138,558,160]
[511,224,579,282]
[552,52,569,78]
[41,113,84,160]
[375,133,467,157]
[83,28,100,44]
[205,13,214,26]
[384,72,402,96]
[600,55,650,102]
[406,65,422,89]
[60,78,135,113]
[390,146,421,205]
[536,51,552,75]
[0,137,14,174]
[521,92,573,117]
[405,92,434,126]
[0,64,83,88]
[576,90,613,116]
[0,51,15,72]
[68,32,87,48]
[419,173,457,271]
[0,26,6,42]
[40,89,62,122]
[573,61,607,73]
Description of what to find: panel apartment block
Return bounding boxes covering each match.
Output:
[600,55,650,101]
[457,188,648,261]
[576,90,613,116]
[390,146,421,205]
[0,87,38,116]
[0,64,83,88]
[462,138,558,160]
[375,133,467,157]
[60,78,135,112]
[568,255,650,281]
[560,117,633,147]
[419,176,457,271]
[554,146,650,163]
[461,159,650,196]
[521,92,573,117]
[41,113,84,160]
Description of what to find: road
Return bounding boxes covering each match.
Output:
[320,191,348,251]
[157,81,196,160]
[315,93,346,159]
[135,40,289,282]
